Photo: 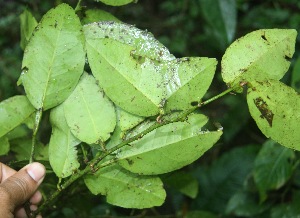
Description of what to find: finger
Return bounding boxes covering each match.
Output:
[0,162,45,216]
[30,191,43,205]
[14,207,27,218]
[0,162,17,183]
[14,204,39,218]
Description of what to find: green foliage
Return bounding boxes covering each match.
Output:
[253,140,295,201]
[84,165,166,208]
[1,0,300,217]
[117,114,222,175]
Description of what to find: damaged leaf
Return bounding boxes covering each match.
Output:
[84,22,216,116]
[222,29,297,89]
[247,80,300,150]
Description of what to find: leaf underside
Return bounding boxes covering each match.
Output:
[117,114,222,175]
[20,3,85,110]
[84,164,166,208]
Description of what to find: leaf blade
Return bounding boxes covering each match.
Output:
[247,80,300,150]
[20,3,85,110]
[117,114,222,175]
[64,73,116,144]
[49,104,81,178]
[254,140,295,201]
[84,165,166,208]
[0,95,35,138]
[20,9,38,50]
[221,29,297,87]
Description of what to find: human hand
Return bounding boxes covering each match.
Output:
[0,162,46,218]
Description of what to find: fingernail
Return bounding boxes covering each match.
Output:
[27,162,46,183]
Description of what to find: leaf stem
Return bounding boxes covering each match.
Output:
[29,109,42,163]
[34,87,233,216]
[199,87,234,107]
[75,0,83,12]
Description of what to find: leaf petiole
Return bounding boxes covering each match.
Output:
[29,109,42,163]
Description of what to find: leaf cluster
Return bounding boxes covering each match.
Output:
[1,0,300,217]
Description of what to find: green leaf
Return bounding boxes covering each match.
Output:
[84,22,174,116]
[271,191,300,218]
[20,9,38,50]
[20,3,85,110]
[95,0,135,6]
[0,95,35,138]
[81,9,120,25]
[226,190,272,217]
[0,137,10,156]
[64,73,116,144]
[6,125,30,140]
[106,124,122,150]
[291,57,300,92]
[118,107,145,132]
[84,164,166,208]
[84,22,174,62]
[199,0,236,48]
[164,57,217,112]
[84,22,216,116]
[10,139,48,161]
[247,80,300,150]
[191,145,260,213]
[221,29,297,88]
[253,140,295,201]
[162,171,198,199]
[117,114,222,175]
[49,104,81,178]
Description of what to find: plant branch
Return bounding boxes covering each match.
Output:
[199,87,235,107]
[33,87,234,217]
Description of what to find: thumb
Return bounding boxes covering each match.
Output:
[0,162,45,214]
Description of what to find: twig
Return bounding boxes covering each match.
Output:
[33,87,234,216]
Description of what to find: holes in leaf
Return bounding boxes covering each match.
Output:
[261,34,267,41]
[284,55,291,61]
[254,97,274,127]
[131,51,146,64]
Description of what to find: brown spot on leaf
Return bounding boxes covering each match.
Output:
[254,97,274,127]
